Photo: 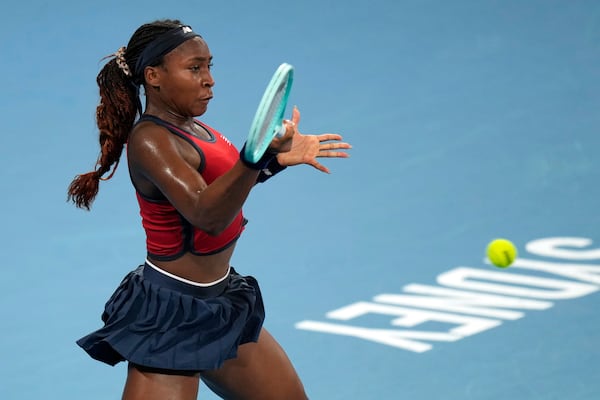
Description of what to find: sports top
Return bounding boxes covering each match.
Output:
[132,115,246,261]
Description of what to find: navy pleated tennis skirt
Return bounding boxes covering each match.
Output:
[76,263,265,372]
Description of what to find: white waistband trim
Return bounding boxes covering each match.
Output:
[145,259,231,287]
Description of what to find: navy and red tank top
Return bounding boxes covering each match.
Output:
[132,115,246,261]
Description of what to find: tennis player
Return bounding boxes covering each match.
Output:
[67,19,350,400]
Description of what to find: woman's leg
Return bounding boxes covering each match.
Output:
[201,328,308,400]
[121,364,201,400]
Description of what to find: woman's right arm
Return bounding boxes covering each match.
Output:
[127,120,295,235]
[127,123,260,235]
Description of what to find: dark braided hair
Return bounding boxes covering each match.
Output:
[67,19,184,210]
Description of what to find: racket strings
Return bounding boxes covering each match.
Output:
[245,63,294,163]
[257,81,288,141]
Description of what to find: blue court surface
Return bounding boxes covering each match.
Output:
[1,1,599,399]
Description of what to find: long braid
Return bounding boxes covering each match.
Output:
[67,19,183,210]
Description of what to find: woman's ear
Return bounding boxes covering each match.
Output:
[144,66,161,90]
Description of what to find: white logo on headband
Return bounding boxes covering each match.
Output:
[182,26,192,33]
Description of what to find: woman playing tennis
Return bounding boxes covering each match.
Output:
[68,19,350,400]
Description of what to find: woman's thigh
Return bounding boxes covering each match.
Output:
[122,364,201,400]
[201,328,308,400]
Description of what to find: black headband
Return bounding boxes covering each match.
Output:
[134,25,201,79]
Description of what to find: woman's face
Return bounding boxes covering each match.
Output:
[152,37,214,117]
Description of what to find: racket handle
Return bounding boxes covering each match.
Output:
[275,121,288,138]
[275,119,294,138]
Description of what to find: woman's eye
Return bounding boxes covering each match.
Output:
[190,63,212,72]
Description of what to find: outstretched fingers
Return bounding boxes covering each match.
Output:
[291,106,301,125]
[317,150,351,158]
[309,160,331,174]
[316,134,352,158]
[316,133,344,141]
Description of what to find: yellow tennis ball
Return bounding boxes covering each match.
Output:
[486,238,517,268]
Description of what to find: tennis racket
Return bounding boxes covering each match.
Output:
[243,63,294,163]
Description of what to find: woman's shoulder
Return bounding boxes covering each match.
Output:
[130,118,175,143]
[128,120,184,165]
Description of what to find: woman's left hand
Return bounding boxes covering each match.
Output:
[276,107,352,173]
